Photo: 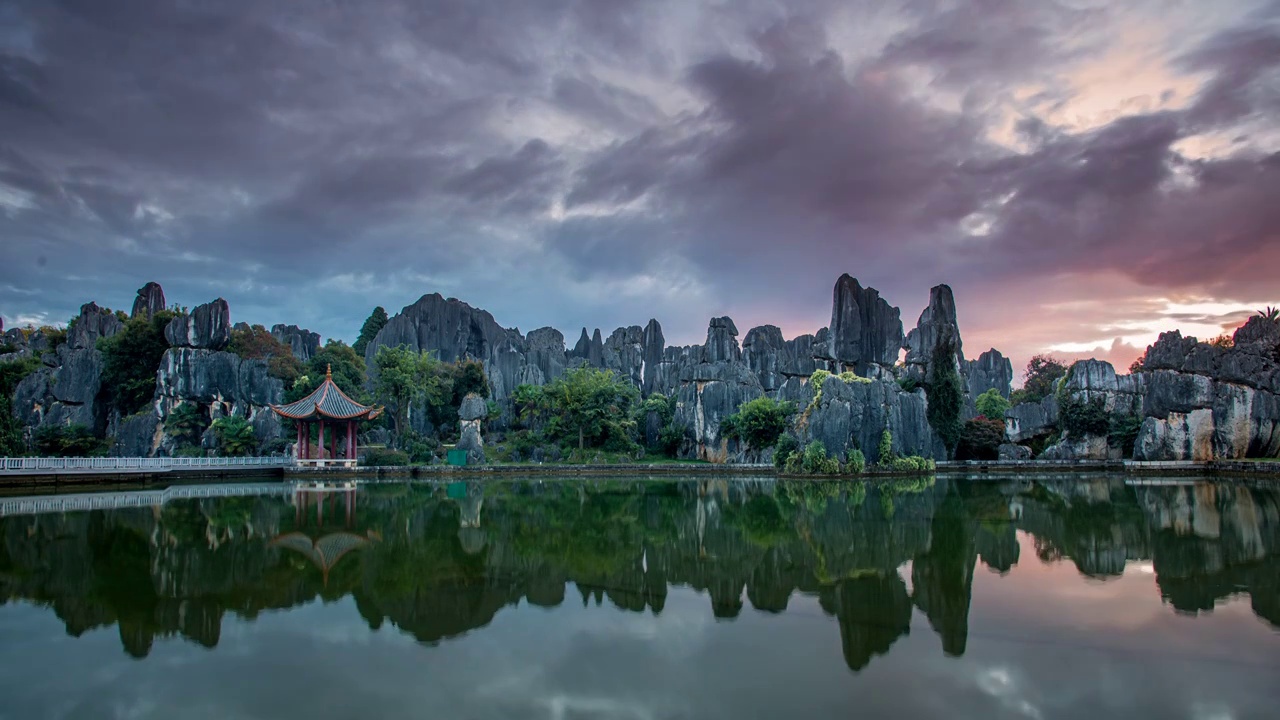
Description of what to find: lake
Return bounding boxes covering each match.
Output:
[1,475,1277,719]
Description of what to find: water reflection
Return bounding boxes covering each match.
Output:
[1,476,1277,673]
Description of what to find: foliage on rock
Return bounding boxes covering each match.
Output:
[229,324,305,387]
[33,424,109,457]
[956,416,1006,460]
[924,339,964,452]
[352,306,389,358]
[210,415,256,456]
[720,397,796,451]
[1011,355,1067,406]
[975,388,1011,421]
[98,309,177,416]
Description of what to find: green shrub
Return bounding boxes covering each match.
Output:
[838,371,871,384]
[720,397,796,451]
[925,340,964,452]
[1108,413,1142,456]
[173,445,206,458]
[362,448,409,466]
[32,425,109,457]
[877,428,894,463]
[1013,355,1067,405]
[164,403,208,448]
[210,415,257,457]
[885,455,935,473]
[1059,393,1110,437]
[98,309,177,416]
[801,441,840,475]
[975,388,1011,420]
[773,434,799,469]
[0,357,41,455]
[898,377,921,393]
[957,416,1006,460]
[845,448,867,474]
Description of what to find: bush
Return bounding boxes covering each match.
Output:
[975,389,1011,420]
[957,416,1006,460]
[229,324,305,387]
[362,448,409,466]
[210,415,257,456]
[98,309,177,416]
[720,397,795,451]
[1059,394,1110,437]
[846,448,867,474]
[877,428,893,463]
[773,434,799,469]
[1013,355,1067,405]
[898,377,921,393]
[1,357,41,455]
[1108,413,1142,457]
[838,371,871,384]
[164,403,209,448]
[885,455,936,473]
[33,425,109,457]
[925,340,964,452]
[801,441,840,475]
[400,432,440,463]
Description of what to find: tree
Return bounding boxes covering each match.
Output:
[352,306,389,357]
[211,415,257,456]
[164,403,208,449]
[291,340,369,404]
[721,397,795,451]
[0,357,41,455]
[1012,354,1067,405]
[98,309,177,416]
[957,417,1006,460]
[229,324,304,388]
[925,339,964,453]
[372,346,449,440]
[33,424,109,457]
[542,367,640,451]
[974,388,1011,420]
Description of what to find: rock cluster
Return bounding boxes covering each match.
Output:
[131,282,166,319]
[270,324,321,361]
[164,299,231,350]
[456,393,487,464]
[828,274,903,377]
[11,302,123,432]
[903,284,964,385]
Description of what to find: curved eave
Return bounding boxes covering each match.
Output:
[270,377,382,421]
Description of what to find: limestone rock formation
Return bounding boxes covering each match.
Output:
[903,284,964,384]
[570,328,605,368]
[524,327,567,384]
[828,274,903,376]
[164,299,231,350]
[10,302,123,433]
[131,282,166,319]
[271,324,320,361]
[794,375,943,463]
[1005,396,1059,444]
[741,325,822,392]
[966,349,1013,399]
[673,358,763,462]
[641,319,665,396]
[456,393,487,464]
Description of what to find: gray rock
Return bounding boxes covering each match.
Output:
[458,393,488,422]
[131,282,166,319]
[1040,434,1112,460]
[49,347,103,405]
[1232,315,1280,353]
[111,412,163,457]
[524,327,567,384]
[603,325,645,387]
[705,317,741,364]
[966,349,1013,399]
[798,375,943,463]
[164,299,231,350]
[1005,396,1059,443]
[903,284,964,383]
[457,413,485,464]
[271,324,320,361]
[998,444,1032,461]
[742,325,821,392]
[674,361,763,462]
[827,274,903,376]
[67,302,122,350]
[570,328,605,368]
[641,319,665,396]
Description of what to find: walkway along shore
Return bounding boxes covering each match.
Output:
[2,458,1278,489]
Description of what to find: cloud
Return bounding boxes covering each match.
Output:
[0,0,1277,373]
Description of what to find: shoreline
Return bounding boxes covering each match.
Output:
[2,458,1278,490]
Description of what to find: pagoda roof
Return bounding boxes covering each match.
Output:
[271,366,382,421]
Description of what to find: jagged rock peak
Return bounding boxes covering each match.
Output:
[828,274,903,374]
[131,282,166,319]
[271,324,321,361]
[904,283,964,382]
[164,299,231,350]
[68,302,123,350]
[705,316,741,364]
[967,348,1013,398]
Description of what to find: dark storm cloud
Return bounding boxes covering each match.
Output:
[0,0,1277,366]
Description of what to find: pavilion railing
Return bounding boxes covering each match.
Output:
[1,456,290,474]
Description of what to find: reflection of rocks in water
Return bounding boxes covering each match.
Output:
[3,476,1280,666]
[911,493,977,656]
[820,574,912,671]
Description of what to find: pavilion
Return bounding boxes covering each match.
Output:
[271,365,382,467]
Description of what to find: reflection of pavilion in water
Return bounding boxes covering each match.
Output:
[271,482,380,584]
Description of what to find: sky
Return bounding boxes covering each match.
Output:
[1,0,1278,376]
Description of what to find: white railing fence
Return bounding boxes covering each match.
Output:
[1,456,290,473]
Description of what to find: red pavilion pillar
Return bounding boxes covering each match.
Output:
[304,421,312,460]
[318,420,325,462]
[347,421,355,462]
[330,422,339,462]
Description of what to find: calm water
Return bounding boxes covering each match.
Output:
[1,475,1277,720]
